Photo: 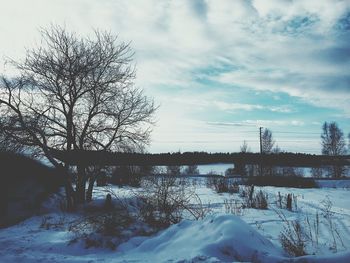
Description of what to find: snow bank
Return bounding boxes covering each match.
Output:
[1,212,350,262]
[118,214,286,262]
[1,182,350,262]
[119,213,350,262]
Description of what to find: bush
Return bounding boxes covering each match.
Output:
[70,207,133,237]
[311,167,324,178]
[183,165,200,176]
[280,220,307,257]
[68,198,134,249]
[239,185,254,199]
[225,168,235,177]
[207,176,239,194]
[276,197,345,256]
[320,197,344,251]
[276,192,298,211]
[136,175,208,228]
[96,170,109,186]
[224,198,244,216]
[166,165,182,176]
[241,186,268,209]
[276,210,307,257]
[110,166,142,187]
[252,190,268,209]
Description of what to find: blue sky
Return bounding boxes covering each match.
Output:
[1,0,349,154]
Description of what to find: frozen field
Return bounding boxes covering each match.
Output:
[0,179,349,262]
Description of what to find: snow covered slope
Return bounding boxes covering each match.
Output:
[0,181,350,262]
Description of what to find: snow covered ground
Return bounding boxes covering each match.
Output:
[0,179,350,262]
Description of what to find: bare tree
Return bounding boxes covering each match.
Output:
[240,140,251,153]
[259,128,275,176]
[261,128,275,154]
[321,122,346,177]
[0,121,24,154]
[237,141,251,176]
[0,25,156,207]
[321,122,346,155]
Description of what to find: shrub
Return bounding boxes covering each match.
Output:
[166,165,182,176]
[70,208,133,237]
[252,190,268,209]
[276,210,307,257]
[136,175,209,228]
[207,176,239,194]
[276,192,298,211]
[183,165,200,176]
[320,197,345,252]
[68,200,134,249]
[240,185,254,205]
[224,199,244,216]
[110,165,142,187]
[276,197,345,256]
[279,220,307,257]
[311,167,324,178]
[225,168,235,177]
[305,212,320,250]
[96,170,109,186]
[239,185,254,199]
[241,186,268,209]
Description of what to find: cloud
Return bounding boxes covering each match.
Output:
[166,96,294,114]
[207,119,305,128]
[1,1,349,106]
[1,0,349,153]
[207,121,257,127]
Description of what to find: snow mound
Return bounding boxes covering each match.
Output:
[1,213,350,262]
[118,214,286,262]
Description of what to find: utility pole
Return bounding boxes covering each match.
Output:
[259,127,263,154]
[259,127,263,176]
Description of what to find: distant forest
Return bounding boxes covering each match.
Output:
[52,150,350,167]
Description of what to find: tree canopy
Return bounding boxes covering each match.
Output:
[0,25,157,205]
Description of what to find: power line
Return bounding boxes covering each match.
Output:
[273,131,320,135]
[212,130,320,135]
[153,139,320,143]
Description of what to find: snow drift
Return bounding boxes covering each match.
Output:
[118,214,287,262]
[1,212,350,262]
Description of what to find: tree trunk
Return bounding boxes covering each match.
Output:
[76,165,87,204]
[65,180,76,211]
[86,175,97,203]
[59,164,76,211]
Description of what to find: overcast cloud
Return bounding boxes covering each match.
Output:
[1,0,349,153]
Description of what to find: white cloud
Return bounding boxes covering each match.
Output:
[0,0,349,153]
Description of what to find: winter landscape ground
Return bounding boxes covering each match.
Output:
[1,174,349,263]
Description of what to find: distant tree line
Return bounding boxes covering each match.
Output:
[51,149,350,167]
[240,123,350,178]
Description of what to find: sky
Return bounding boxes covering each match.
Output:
[0,0,349,154]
